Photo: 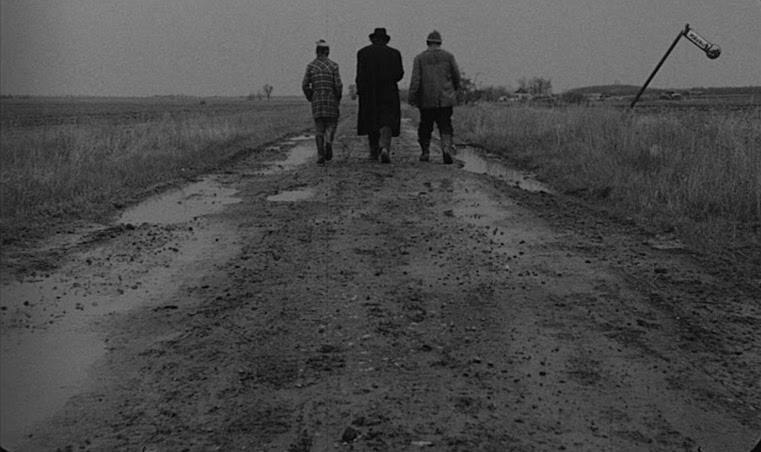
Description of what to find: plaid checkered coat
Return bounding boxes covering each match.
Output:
[302,56,343,120]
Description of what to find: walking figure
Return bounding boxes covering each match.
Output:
[302,39,343,164]
[408,30,461,164]
[356,28,404,164]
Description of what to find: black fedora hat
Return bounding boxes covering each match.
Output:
[369,27,390,42]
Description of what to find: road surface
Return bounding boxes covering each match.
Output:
[1,115,759,451]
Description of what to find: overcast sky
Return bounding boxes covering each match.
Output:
[1,0,760,97]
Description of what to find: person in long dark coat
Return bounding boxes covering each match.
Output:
[356,27,404,163]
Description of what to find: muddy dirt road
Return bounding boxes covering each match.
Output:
[1,116,759,451]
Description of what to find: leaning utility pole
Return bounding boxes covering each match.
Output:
[630,24,721,109]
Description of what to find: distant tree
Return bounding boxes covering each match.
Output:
[457,72,479,104]
[517,77,553,96]
[477,85,511,102]
[528,77,553,96]
[263,84,274,101]
[349,84,357,100]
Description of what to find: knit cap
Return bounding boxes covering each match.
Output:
[426,30,442,43]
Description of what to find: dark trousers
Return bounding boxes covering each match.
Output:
[418,107,453,145]
[368,126,392,152]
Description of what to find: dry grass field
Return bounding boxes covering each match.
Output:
[456,101,761,261]
[2,95,758,265]
[0,96,315,243]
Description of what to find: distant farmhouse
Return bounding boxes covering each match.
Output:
[513,87,532,100]
[498,87,533,102]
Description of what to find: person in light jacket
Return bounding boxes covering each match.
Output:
[408,30,461,164]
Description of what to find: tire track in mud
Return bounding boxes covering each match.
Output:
[6,115,760,452]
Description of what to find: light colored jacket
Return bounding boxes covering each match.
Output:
[408,47,461,109]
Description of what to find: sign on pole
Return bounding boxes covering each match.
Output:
[630,24,721,108]
[684,28,721,59]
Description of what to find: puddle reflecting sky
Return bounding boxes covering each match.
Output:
[288,134,314,141]
[456,148,554,194]
[117,176,240,225]
[254,143,315,175]
[0,223,240,449]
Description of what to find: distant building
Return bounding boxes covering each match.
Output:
[659,90,683,100]
[497,88,531,102]
[585,93,606,101]
[513,88,531,101]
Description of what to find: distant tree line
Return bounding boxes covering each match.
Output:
[247,84,274,101]
[1,94,32,99]
[457,73,554,103]
[516,77,553,96]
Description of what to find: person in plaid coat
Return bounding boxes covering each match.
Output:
[302,40,343,164]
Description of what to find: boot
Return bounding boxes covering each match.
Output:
[369,138,380,160]
[325,124,336,161]
[379,127,392,164]
[441,134,454,164]
[419,140,430,162]
[316,135,325,164]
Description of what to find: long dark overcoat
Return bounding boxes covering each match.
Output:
[356,42,404,137]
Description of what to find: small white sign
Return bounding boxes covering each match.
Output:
[685,29,709,50]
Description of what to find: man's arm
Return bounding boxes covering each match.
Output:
[355,50,365,96]
[302,65,313,101]
[394,49,404,83]
[408,56,421,107]
[334,64,343,102]
[450,55,462,92]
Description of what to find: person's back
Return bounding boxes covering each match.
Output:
[408,30,460,164]
[411,47,460,108]
[302,40,342,164]
[357,43,403,90]
[305,58,340,100]
[304,56,341,117]
[356,28,404,163]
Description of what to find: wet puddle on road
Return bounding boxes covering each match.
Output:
[284,134,315,143]
[0,133,321,447]
[0,317,104,448]
[118,176,241,225]
[1,277,142,446]
[456,147,555,194]
[276,143,314,167]
[266,188,315,202]
[1,177,244,448]
[0,222,241,448]
[254,135,315,176]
